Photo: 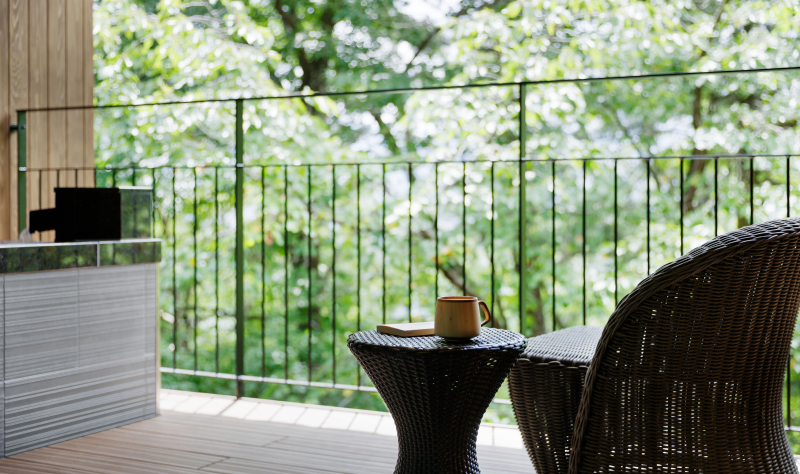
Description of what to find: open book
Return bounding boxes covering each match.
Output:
[377,321,435,337]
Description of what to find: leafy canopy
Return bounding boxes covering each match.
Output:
[93,0,800,422]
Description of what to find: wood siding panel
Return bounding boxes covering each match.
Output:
[28,0,48,240]
[8,0,28,239]
[0,0,91,239]
[48,0,67,193]
[66,0,83,186]
[84,0,93,187]
[8,0,25,107]
[0,0,9,240]
[28,0,46,110]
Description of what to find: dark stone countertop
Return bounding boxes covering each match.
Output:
[0,239,161,274]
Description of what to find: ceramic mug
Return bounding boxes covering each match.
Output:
[434,296,492,339]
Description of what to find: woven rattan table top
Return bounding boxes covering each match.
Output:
[347,328,525,352]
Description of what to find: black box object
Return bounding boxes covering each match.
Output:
[30,188,121,242]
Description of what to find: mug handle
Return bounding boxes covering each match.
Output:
[478,300,492,327]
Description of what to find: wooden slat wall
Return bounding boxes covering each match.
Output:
[83,0,92,189]
[0,0,93,241]
[65,0,82,187]
[29,0,48,240]
[0,0,8,240]
[8,0,27,241]
[48,0,67,200]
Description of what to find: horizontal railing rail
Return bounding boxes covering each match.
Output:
[13,65,800,113]
[18,153,800,167]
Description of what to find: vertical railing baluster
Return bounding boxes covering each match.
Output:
[75,169,79,188]
[750,156,755,225]
[551,160,556,331]
[193,167,198,372]
[16,111,27,232]
[787,155,791,218]
[714,157,719,236]
[307,165,313,384]
[462,162,467,296]
[679,158,684,254]
[614,159,618,305]
[356,164,362,387]
[111,169,116,188]
[284,165,289,381]
[408,163,413,321]
[789,357,793,428]
[435,162,439,300]
[519,83,527,335]
[260,166,266,377]
[332,165,337,383]
[646,158,650,274]
[234,99,245,397]
[172,168,177,369]
[151,168,156,237]
[381,165,386,324]
[583,159,587,324]
[216,168,221,373]
[132,167,138,233]
[490,162,495,327]
[787,154,792,428]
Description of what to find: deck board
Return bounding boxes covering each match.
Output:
[0,389,535,473]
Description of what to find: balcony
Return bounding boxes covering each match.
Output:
[7,67,800,471]
[1,0,800,469]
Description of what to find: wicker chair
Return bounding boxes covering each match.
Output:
[509,218,800,474]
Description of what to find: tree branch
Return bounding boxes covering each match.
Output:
[696,0,730,58]
[403,28,441,72]
[402,0,514,72]
[273,0,297,32]
[601,104,649,158]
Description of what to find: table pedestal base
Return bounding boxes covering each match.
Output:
[393,426,481,474]
[348,329,526,474]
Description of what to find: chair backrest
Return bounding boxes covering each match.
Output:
[569,218,800,474]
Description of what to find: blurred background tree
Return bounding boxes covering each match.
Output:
[91,0,800,435]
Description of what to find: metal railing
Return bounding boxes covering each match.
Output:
[10,66,800,424]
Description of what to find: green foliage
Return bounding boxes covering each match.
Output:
[95,0,800,434]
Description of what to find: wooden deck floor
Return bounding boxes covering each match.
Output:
[0,390,534,473]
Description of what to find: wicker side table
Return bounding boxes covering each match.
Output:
[347,328,526,474]
[507,326,603,474]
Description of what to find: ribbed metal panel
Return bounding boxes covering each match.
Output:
[4,270,80,380]
[0,264,158,457]
[144,264,158,417]
[1,275,5,459]
[78,266,147,364]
